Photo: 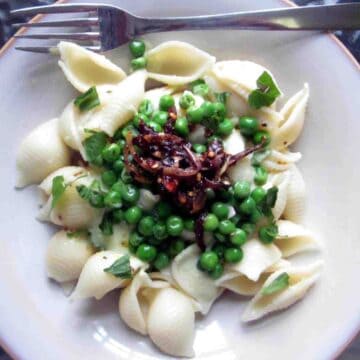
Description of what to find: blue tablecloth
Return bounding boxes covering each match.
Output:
[0,1,359,359]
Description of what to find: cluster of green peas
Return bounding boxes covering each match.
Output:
[129,39,147,70]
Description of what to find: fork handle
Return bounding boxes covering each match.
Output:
[137,3,360,33]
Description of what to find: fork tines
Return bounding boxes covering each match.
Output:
[11,4,102,53]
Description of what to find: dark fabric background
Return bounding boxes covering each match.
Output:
[0,1,359,359]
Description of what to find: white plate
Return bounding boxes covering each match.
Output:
[0,0,359,359]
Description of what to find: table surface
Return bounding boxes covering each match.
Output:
[0,0,359,359]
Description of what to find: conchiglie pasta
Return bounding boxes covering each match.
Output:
[16,118,71,188]
[242,261,323,322]
[146,41,215,85]
[71,250,146,300]
[262,149,302,172]
[272,83,309,150]
[147,287,195,358]
[58,41,126,92]
[105,222,131,251]
[275,220,319,257]
[223,129,246,155]
[46,230,94,283]
[171,244,223,314]
[227,157,255,184]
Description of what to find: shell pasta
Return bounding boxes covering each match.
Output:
[16,40,323,358]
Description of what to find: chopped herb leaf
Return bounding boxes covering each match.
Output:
[104,254,132,279]
[99,214,113,236]
[252,149,271,166]
[214,92,230,105]
[89,227,106,250]
[190,79,205,89]
[248,71,281,109]
[66,230,89,238]
[74,86,100,112]
[51,176,67,208]
[266,186,278,208]
[83,131,107,163]
[77,182,105,209]
[261,272,289,295]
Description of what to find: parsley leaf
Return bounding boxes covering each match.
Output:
[83,131,107,163]
[266,186,278,208]
[99,214,113,236]
[89,227,106,250]
[74,86,100,112]
[261,272,289,295]
[248,71,281,109]
[76,181,105,209]
[51,176,67,208]
[214,92,230,105]
[104,254,132,279]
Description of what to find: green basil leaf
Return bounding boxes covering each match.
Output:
[83,131,107,163]
[266,186,278,208]
[261,272,289,295]
[214,92,230,105]
[74,86,100,112]
[104,254,132,279]
[51,176,67,208]
[248,71,280,109]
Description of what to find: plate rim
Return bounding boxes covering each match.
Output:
[0,0,359,359]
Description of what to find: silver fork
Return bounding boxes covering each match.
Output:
[11,3,360,54]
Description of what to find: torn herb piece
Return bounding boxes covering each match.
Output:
[248,71,280,109]
[99,214,113,236]
[74,86,100,112]
[83,131,107,163]
[266,186,278,208]
[51,175,67,208]
[214,92,230,105]
[261,272,289,295]
[104,254,132,279]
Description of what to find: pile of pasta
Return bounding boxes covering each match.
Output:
[16,41,323,358]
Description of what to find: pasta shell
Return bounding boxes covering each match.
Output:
[283,164,306,223]
[212,60,281,104]
[46,230,94,283]
[105,222,131,251]
[146,41,215,85]
[71,250,145,300]
[223,129,246,155]
[275,220,319,257]
[171,244,223,314]
[227,157,255,184]
[118,270,168,335]
[147,287,195,358]
[226,239,282,282]
[16,118,71,188]
[137,189,160,211]
[272,83,309,149]
[262,150,302,172]
[58,41,126,92]
[242,260,323,322]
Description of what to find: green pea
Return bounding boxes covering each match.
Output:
[155,201,172,219]
[154,252,170,270]
[121,124,138,139]
[250,209,263,224]
[101,170,117,187]
[148,121,163,133]
[129,39,145,58]
[124,206,142,224]
[159,94,175,111]
[251,187,267,204]
[184,219,195,231]
[102,143,121,163]
[187,106,204,124]
[217,118,234,137]
[242,223,255,236]
[212,102,227,121]
[239,116,259,137]
[210,263,224,279]
[239,197,257,215]
[131,57,147,70]
[212,244,226,259]
[207,135,222,145]
[175,117,189,137]
[234,180,251,199]
[120,183,140,204]
[136,243,157,262]
[211,202,230,220]
[111,181,124,193]
[112,209,124,223]
[214,231,227,243]
[129,232,144,248]
[113,159,125,174]
[193,143,207,154]
[201,101,215,118]
[203,213,219,232]
[138,99,153,116]
[89,192,104,208]
[253,130,271,146]
[168,239,185,257]
[218,220,236,235]
[179,93,195,109]
[230,228,247,247]
[153,223,168,241]
[259,224,278,244]
[224,247,243,263]
[104,191,122,208]
[166,216,184,236]
[152,110,168,126]
[133,113,149,127]
[193,83,209,97]
[138,216,155,236]
[254,165,268,186]
[199,251,219,272]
